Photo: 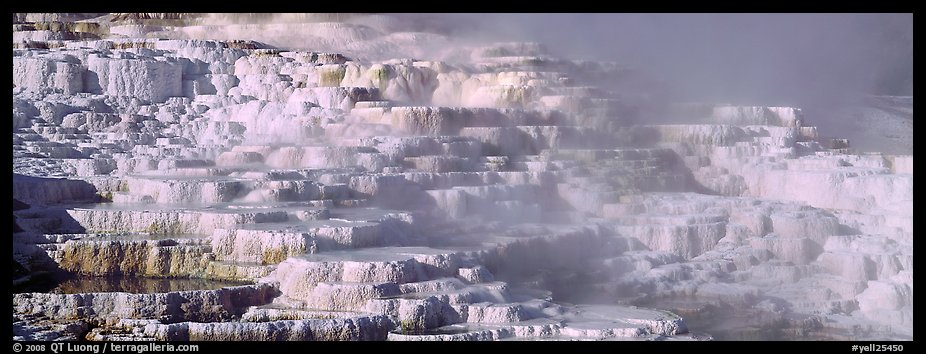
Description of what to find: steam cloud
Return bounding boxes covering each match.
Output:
[430,13,912,153]
[190,13,913,105]
[450,13,913,103]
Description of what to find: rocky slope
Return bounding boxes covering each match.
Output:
[12,13,912,341]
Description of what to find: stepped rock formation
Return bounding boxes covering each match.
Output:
[12,13,912,341]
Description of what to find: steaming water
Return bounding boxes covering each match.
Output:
[637,297,908,341]
[538,278,881,341]
[494,268,869,341]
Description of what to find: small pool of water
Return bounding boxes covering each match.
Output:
[392,325,476,336]
[295,246,457,263]
[235,218,373,231]
[635,297,856,341]
[75,233,208,241]
[329,207,405,221]
[14,274,251,294]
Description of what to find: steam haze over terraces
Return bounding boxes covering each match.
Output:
[12,13,912,342]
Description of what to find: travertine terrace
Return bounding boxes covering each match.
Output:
[12,13,912,341]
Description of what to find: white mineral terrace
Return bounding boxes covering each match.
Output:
[12,13,912,341]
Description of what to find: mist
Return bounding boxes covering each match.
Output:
[12,12,913,341]
[445,13,913,104]
[186,13,912,151]
[188,13,914,106]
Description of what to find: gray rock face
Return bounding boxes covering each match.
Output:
[13,284,277,323]
[12,13,911,341]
